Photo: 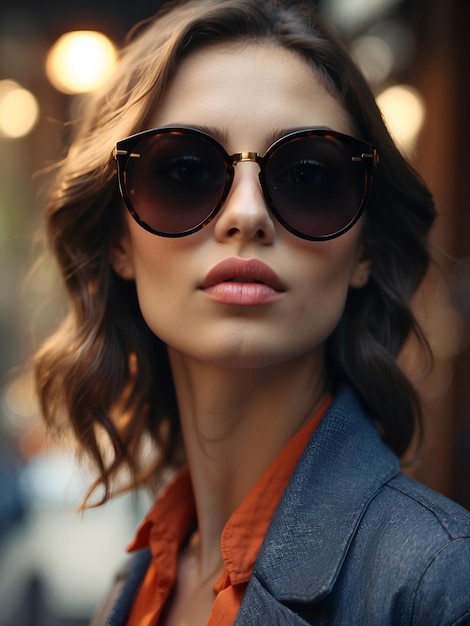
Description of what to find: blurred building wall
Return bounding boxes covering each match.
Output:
[404,0,470,507]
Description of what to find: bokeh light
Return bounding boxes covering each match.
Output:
[376,84,426,155]
[46,30,117,94]
[0,80,39,138]
[352,35,395,84]
[4,373,36,419]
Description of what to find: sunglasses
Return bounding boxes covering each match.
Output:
[114,126,378,240]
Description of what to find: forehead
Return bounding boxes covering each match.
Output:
[151,42,354,147]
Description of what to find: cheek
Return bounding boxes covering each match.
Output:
[125,224,214,351]
[133,259,188,346]
[126,228,185,330]
[127,215,191,281]
[291,237,362,332]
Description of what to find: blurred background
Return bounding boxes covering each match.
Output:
[0,0,469,624]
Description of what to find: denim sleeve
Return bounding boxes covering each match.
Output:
[410,537,470,625]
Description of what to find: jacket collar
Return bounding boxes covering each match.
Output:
[251,386,400,604]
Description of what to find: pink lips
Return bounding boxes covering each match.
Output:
[200,257,286,306]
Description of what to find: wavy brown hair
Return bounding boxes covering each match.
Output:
[33,0,436,505]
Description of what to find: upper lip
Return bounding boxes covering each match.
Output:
[201,257,286,291]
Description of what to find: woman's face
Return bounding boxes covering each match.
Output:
[112,43,370,370]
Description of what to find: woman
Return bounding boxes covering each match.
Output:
[34,0,470,624]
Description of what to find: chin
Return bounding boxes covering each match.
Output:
[170,338,320,371]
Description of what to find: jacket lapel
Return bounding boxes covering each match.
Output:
[236,387,400,621]
[235,575,315,625]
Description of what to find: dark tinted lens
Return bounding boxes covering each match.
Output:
[124,131,228,235]
[264,135,368,239]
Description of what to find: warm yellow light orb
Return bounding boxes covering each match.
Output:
[46,30,117,94]
[376,84,426,156]
[0,80,39,138]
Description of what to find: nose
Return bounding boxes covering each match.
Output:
[213,161,276,244]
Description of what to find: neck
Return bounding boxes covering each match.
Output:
[168,348,328,577]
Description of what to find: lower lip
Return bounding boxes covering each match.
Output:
[201,282,284,306]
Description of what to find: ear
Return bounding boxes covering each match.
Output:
[109,230,136,280]
[349,250,371,289]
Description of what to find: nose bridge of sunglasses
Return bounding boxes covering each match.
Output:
[232,151,262,165]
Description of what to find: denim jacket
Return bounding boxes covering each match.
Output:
[91,388,470,625]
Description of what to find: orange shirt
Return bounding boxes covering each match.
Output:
[126,396,331,626]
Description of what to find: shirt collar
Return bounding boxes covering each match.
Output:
[128,396,331,590]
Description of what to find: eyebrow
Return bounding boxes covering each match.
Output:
[161,123,229,146]
[266,126,336,146]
